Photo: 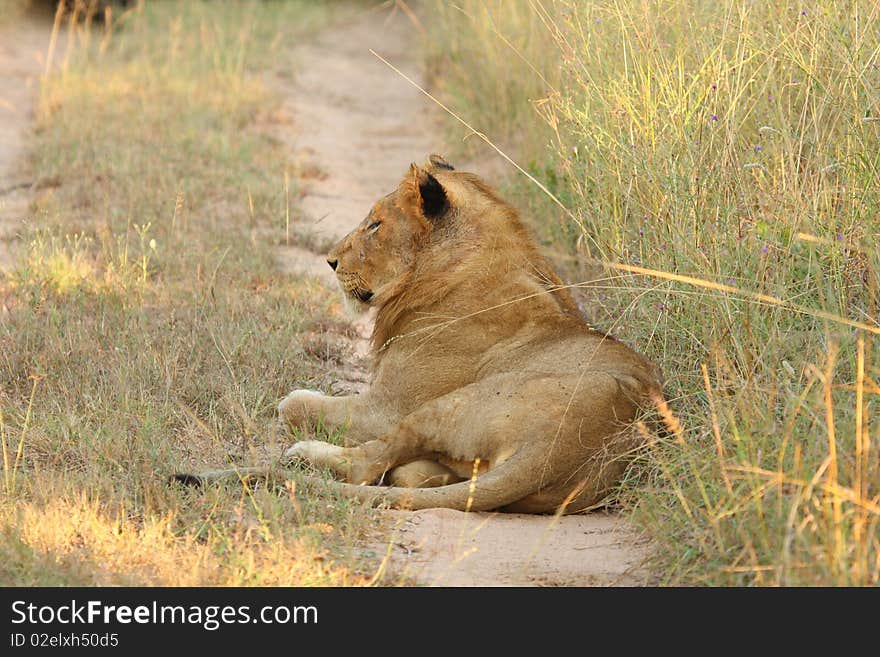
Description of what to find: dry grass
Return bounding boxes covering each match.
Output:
[424,0,879,585]
[0,0,374,585]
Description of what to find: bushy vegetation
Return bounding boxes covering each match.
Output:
[424,0,879,585]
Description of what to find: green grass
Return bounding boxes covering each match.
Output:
[0,0,375,585]
[424,0,879,585]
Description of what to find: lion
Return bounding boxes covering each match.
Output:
[176,155,662,514]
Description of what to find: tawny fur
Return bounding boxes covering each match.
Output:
[179,156,663,514]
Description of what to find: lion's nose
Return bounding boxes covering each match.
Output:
[327,259,338,271]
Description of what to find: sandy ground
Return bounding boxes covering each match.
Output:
[274,6,652,586]
[0,11,56,272]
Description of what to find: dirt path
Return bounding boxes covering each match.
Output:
[0,10,57,272]
[274,6,651,586]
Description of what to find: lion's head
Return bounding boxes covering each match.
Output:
[326,154,455,311]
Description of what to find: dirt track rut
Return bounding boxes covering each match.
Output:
[0,12,56,272]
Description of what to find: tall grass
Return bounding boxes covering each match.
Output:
[425,0,879,585]
[0,1,371,585]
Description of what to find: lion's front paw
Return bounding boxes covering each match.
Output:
[284,440,350,477]
[284,440,375,485]
[284,439,333,464]
[277,389,325,428]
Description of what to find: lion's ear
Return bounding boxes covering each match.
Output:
[419,171,448,220]
[428,154,455,171]
[409,163,449,222]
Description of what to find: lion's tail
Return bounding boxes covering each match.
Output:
[171,446,543,512]
[169,466,276,487]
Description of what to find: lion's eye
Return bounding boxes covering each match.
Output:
[367,221,381,233]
